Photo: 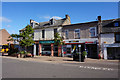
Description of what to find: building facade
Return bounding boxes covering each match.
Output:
[62,16,120,59]
[20,15,120,59]
[99,18,120,59]
[0,29,13,45]
[31,15,71,56]
[62,21,98,58]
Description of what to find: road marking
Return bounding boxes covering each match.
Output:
[79,66,114,71]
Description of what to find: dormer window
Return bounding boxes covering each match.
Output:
[49,18,56,25]
[114,22,119,27]
[31,23,33,27]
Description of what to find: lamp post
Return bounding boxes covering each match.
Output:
[78,45,81,62]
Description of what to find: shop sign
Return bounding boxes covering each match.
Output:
[104,43,120,47]
[39,40,54,43]
[71,40,79,43]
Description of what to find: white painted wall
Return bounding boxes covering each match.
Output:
[34,27,62,40]
[45,28,54,40]
[57,27,62,36]
[34,29,42,40]
[101,33,115,44]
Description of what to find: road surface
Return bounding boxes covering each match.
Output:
[2,57,119,78]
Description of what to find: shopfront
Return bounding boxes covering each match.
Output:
[103,43,120,60]
[63,38,98,58]
[39,40,54,56]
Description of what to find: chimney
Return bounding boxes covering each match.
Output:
[65,14,71,22]
[98,16,101,22]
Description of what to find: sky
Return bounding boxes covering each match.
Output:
[1,2,118,34]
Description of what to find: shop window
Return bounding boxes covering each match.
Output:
[42,44,51,55]
[115,33,120,43]
[65,30,69,39]
[90,27,97,37]
[42,30,45,38]
[74,29,80,39]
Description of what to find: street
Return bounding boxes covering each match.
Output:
[2,57,119,78]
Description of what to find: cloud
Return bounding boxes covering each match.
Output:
[51,16,62,19]
[39,16,50,20]
[44,16,51,19]
[0,17,12,22]
[39,16,62,20]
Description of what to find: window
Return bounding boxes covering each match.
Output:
[31,23,33,27]
[65,30,69,39]
[115,33,120,43]
[50,18,56,25]
[74,29,80,39]
[54,28,57,37]
[114,22,119,27]
[42,30,45,38]
[90,27,97,37]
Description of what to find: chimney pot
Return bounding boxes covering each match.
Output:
[65,14,71,23]
[98,16,101,22]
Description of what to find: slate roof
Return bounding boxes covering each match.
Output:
[101,18,120,33]
[34,18,67,29]
[63,18,120,33]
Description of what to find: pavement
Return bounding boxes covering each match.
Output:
[1,55,119,68]
[1,55,119,63]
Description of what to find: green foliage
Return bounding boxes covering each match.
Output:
[19,25,34,47]
[82,51,88,56]
[7,34,20,42]
[19,51,29,54]
[54,32,64,45]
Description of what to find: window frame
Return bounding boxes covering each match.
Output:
[115,33,120,43]
[42,30,45,38]
[54,28,57,37]
[74,29,80,39]
[65,30,69,39]
[89,27,97,37]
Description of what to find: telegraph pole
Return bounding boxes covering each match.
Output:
[98,16,103,59]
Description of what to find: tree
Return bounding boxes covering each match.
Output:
[7,34,20,55]
[7,34,20,43]
[19,25,34,54]
[54,32,64,57]
[54,32,64,45]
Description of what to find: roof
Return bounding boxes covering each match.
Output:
[63,21,98,27]
[34,18,68,29]
[101,18,120,33]
[63,18,120,33]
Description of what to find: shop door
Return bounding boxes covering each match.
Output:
[54,45,58,56]
[107,47,120,60]
[36,44,39,55]
[86,44,97,59]
[42,44,51,56]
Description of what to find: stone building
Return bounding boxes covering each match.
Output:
[62,16,120,59]
[31,15,71,56]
